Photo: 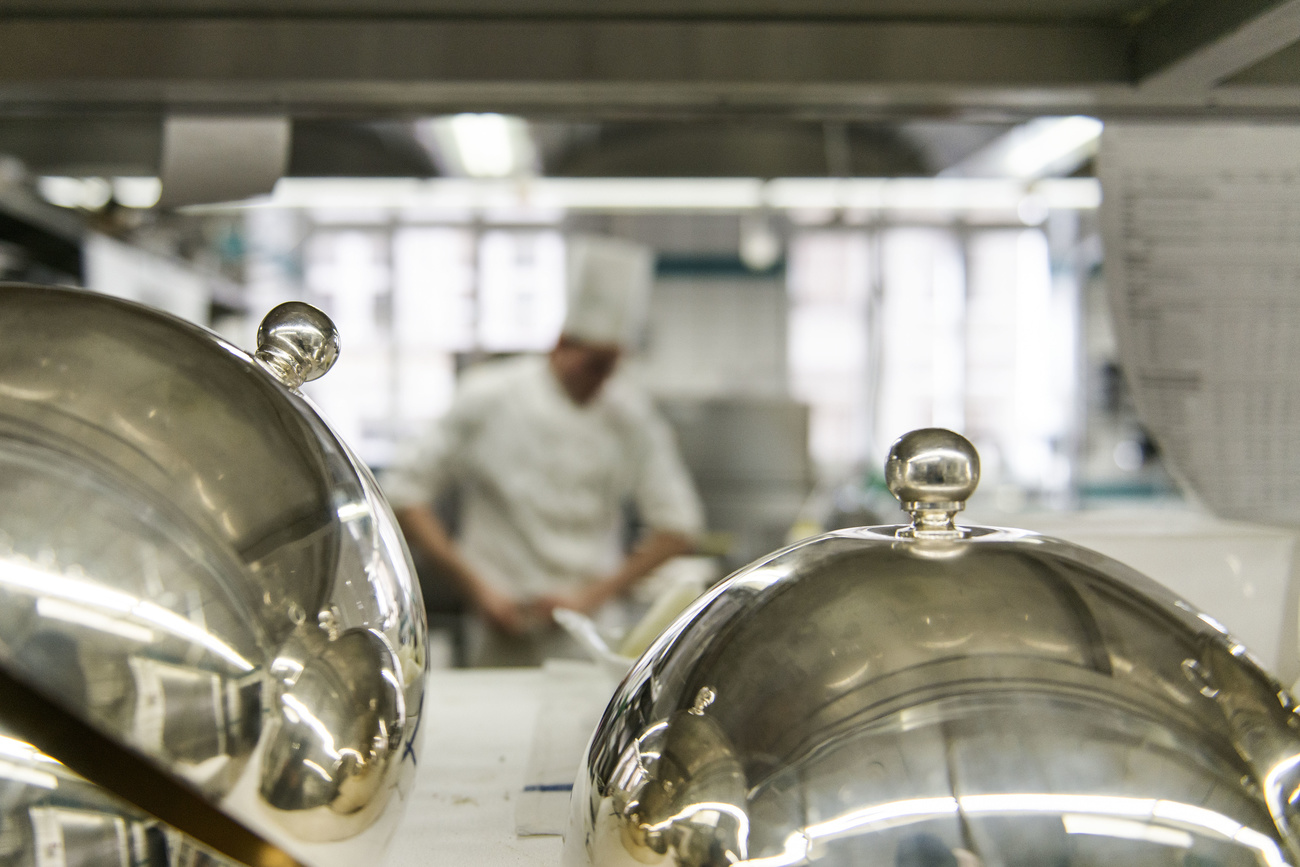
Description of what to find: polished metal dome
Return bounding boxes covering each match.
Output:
[0,284,427,867]
[565,428,1300,867]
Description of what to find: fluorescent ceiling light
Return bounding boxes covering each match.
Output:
[1003,116,1104,178]
[416,113,537,179]
[942,116,1103,180]
[217,176,1100,215]
[1033,177,1102,209]
[548,178,763,209]
[37,176,112,210]
[37,176,162,209]
[451,114,519,178]
[112,176,163,209]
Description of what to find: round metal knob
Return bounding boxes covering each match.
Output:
[885,428,980,535]
[254,302,339,390]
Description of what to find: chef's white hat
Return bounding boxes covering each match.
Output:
[562,235,653,346]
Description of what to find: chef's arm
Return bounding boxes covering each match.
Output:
[535,529,695,617]
[393,504,530,635]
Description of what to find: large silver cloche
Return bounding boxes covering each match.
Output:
[0,284,427,867]
[565,428,1300,867]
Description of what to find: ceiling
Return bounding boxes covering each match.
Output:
[0,0,1298,180]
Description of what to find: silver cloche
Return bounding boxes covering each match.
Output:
[565,428,1300,867]
[0,284,427,867]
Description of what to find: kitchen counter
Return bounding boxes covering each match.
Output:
[386,664,614,867]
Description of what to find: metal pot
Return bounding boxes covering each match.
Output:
[0,284,427,867]
[565,428,1300,867]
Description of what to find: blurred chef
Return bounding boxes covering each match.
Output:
[380,236,704,666]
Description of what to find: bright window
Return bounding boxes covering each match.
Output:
[245,214,567,466]
[789,224,1075,501]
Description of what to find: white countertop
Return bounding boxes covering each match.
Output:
[386,665,612,867]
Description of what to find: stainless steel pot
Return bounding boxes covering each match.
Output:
[565,428,1300,867]
[0,284,427,867]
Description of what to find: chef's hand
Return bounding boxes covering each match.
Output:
[474,585,532,636]
[533,579,617,621]
[535,531,693,624]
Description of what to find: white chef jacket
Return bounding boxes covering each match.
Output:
[380,355,704,603]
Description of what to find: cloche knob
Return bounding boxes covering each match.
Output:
[885,428,980,536]
[254,302,340,390]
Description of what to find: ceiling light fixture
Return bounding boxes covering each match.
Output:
[415,113,537,179]
[37,176,112,210]
[224,176,1100,214]
[112,177,163,209]
[450,113,518,178]
[37,176,162,209]
[1002,116,1104,178]
[940,116,1103,181]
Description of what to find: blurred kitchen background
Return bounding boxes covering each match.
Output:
[4,0,1298,672]
[0,116,1150,552]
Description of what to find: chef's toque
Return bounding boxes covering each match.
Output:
[563,236,653,347]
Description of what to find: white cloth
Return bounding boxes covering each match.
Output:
[380,355,703,603]
[562,236,652,346]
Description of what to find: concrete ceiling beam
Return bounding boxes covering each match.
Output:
[1134,0,1300,91]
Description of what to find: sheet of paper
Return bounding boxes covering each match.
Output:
[515,660,618,837]
[158,115,289,208]
[1099,123,1300,524]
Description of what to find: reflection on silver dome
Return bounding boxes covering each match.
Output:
[0,284,427,867]
[564,429,1300,867]
[0,729,164,867]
